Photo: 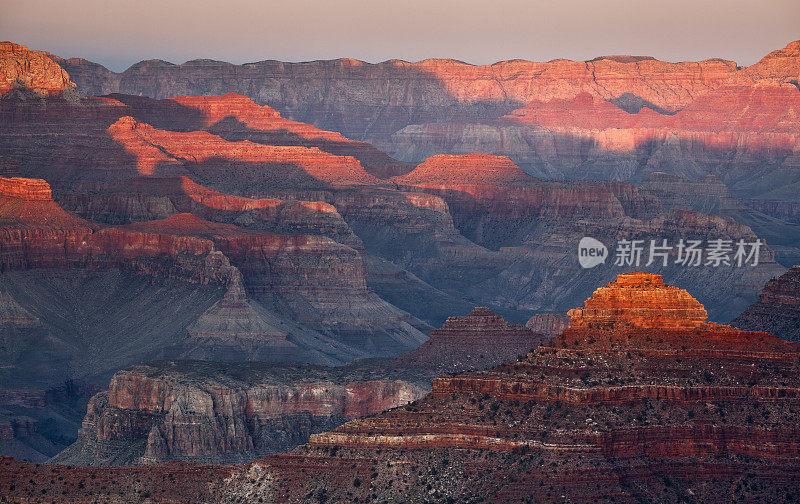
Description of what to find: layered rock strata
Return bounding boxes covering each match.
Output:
[0,42,74,96]
[215,273,800,503]
[56,306,546,464]
[392,307,549,373]
[50,40,800,203]
[53,362,426,465]
[567,272,708,329]
[732,266,800,341]
[525,311,570,336]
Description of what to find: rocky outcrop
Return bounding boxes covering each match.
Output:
[58,176,363,249]
[0,180,237,285]
[732,266,800,341]
[0,42,75,97]
[53,361,426,465]
[525,311,570,336]
[107,115,382,187]
[567,272,708,329]
[159,93,410,178]
[0,176,52,200]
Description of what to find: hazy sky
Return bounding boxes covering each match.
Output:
[3,0,799,72]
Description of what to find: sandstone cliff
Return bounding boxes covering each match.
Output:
[0,42,74,97]
[53,362,426,465]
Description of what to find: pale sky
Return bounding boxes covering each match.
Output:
[3,0,799,72]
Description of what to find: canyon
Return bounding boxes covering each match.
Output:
[0,38,799,500]
[52,306,547,465]
[51,41,800,202]
[221,272,800,503]
[3,273,800,502]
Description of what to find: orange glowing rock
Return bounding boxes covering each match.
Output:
[567,272,708,329]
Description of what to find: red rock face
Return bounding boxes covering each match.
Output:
[0,180,235,283]
[51,40,800,202]
[59,48,740,118]
[105,93,412,178]
[0,42,74,97]
[107,115,382,186]
[393,153,639,223]
[567,272,708,329]
[0,176,52,200]
[745,39,800,82]
[394,153,531,187]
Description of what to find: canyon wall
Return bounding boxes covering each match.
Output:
[55,306,545,464]
[54,362,426,465]
[51,40,800,202]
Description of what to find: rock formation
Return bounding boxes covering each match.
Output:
[53,361,427,465]
[567,272,709,329]
[525,311,570,336]
[2,40,799,477]
[118,93,411,178]
[0,177,425,401]
[215,273,800,503]
[392,306,549,373]
[0,42,74,97]
[4,275,800,501]
[0,44,785,327]
[50,40,800,203]
[55,306,547,465]
[732,266,800,341]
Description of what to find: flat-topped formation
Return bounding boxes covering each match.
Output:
[393,306,548,374]
[431,306,529,337]
[568,272,708,329]
[394,153,532,187]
